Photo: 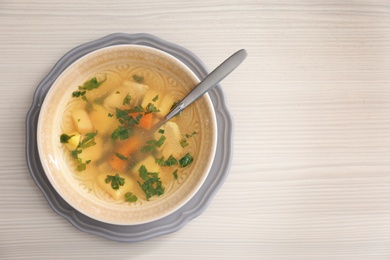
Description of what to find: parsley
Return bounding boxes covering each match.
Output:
[172,170,178,180]
[72,90,86,98]
[115,152,128,161]
[185,131,197,138]
[124,192,138,203]
[72,77,105,100]
[128,105,145,113]
[105,174,125,190]
[111,125,132,140]
[137,165,164,200]
[79,77,106,91]
[108,113,113,117]
[165,155,178,166]
[132,75,144,84]
[179,138,188,148]
[152,95,159,102]
[170,101,178,110]
[60,134,75,143]
[155,155,178,166]
[115,108,142,126]
[78,131,98,149]
[145,103,160,114]
[158,129,165,134]
[123,93,131,105]
[140,135,166,153]
[179,153,193,168]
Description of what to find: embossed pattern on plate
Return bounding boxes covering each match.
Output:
[26,33,233,242]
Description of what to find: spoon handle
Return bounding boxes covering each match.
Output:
[165,49,247,121]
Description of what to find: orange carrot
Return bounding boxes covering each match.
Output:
[109,137,141,172]
[129,112,153,130]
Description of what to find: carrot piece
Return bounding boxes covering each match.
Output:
[129,112,153,130]
[109,137,141,172]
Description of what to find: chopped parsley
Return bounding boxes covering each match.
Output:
[158,129,165,134]
[172,170,178,180]
[145,103,160,114]
[60,134,75,143]
[124,192,138,203]
[72,77,106,101]
[155,155,178,166]
[179,153,193,168]
[132,74,144,84]
[108,113,113,117]
[140,135,166,153]
[111,125,132,140]
[123,93,131,105]
[137,165,164,200]
[105,174,125,190]
[179,138,188,148]
[78,131,98,149]
[115,152,128,161]
[152,95,159,102]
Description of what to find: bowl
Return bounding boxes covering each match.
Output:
[37,44,217,225]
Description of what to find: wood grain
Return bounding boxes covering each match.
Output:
[1,0,390,259]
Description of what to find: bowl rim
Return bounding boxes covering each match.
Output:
[36,43,218,225]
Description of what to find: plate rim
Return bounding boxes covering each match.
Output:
[26,32,234,242]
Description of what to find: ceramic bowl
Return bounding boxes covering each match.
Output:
[37,44,217,225]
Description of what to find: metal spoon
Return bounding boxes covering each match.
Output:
[163,49,247,124]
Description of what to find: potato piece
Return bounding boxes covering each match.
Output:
[78,135,103,162]
[97,173,139,200]
[71,108,93,134]
[156,95,175,117]
[141,90,161,109]
[122,80,149,105]
[155,122,183,158]
[104,82,149,111]
[132,155,161,175]
[63,131,81,151]
[89,104,119,134]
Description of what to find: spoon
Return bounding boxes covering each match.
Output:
[163,49,247,124]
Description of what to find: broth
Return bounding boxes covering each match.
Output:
[60,63,200,204]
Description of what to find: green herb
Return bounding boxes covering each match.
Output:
[140,135,166,153]
[158,129,165,134]
[152,95,159,102]
[185,131,198,138]
[155,155,178,166]
[124,192,138,203]
[155,157,165,166]
[172,170,178,180]
[128,104,145,113]
[105,174,125,190]
[116,91,121,94]
[111,125,132,140]
[115,108,142,126]
[132,75,144,84]
[137,165,164,200]
[108,113,113,117]
[78,131,98,149]
[72,90,86,98]
[179,153,193,168]
[115,152,128,161]
[77,162,87,172]
[179,138,188,148]
[78,77,106,91]
[164,155,178,166]
[170,101,178,110]
[145,103,160,114]
[81,95,89,103]
[71,149,82,159]
[123,93,131,105]
[60,134,75,143]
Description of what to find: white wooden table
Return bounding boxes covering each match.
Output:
[2,1,390,258]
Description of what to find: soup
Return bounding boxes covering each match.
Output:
[59,64,200,204]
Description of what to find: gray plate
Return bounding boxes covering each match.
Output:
[26,33,233,242]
